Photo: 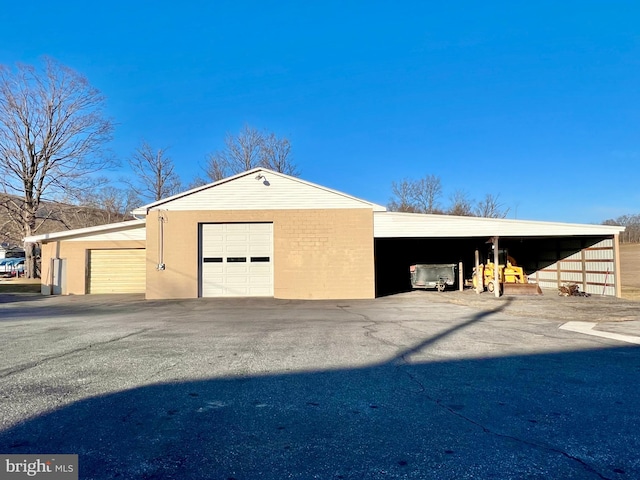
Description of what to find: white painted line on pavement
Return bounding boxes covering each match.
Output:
[559,321,640,345]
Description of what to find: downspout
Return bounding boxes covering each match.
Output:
[493,236,500,298]
[157,211,166,271]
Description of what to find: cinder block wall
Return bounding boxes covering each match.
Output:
[145,209,375,300]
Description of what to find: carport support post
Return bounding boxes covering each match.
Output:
[493,236,500,298]
[458,261,463,291]
[475,249,481,294]
[614,234,622,298]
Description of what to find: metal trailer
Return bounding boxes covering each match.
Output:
[409,263,457,292]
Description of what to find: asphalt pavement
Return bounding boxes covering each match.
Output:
[0,292,639,479]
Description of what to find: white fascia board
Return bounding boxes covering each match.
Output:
[24,219,146,243]
[131,167,386,214]
[373,212,625,238]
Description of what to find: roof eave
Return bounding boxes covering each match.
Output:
[23,219,146,243]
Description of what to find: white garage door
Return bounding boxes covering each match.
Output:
[201,223,273,297]
[88,249,146,294]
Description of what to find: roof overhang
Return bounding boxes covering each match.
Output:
[374,212,626,238]
[24,219,146,243]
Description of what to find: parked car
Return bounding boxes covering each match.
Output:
[0,258,14,273]
[11,259,25,277]
[0,258,25,277]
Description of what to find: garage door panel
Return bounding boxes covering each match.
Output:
[203,271,224,280]
[227,246,249,255]
[226,233,249,241]
[225,225,250,234]
[248,287,271,296]
[249,264,271,273]
[227,265,249,274]
[249,233,271,242]
[201,223,273,297]
[203,236,224,249]
[249,248,271,257]
[203,264,224,273]
[203,285,224,296]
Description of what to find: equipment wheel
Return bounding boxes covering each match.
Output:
[487,281,495,293]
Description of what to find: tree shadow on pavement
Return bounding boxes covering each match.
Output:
[1,301,639,479]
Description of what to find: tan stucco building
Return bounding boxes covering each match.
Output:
[26,168,625,299]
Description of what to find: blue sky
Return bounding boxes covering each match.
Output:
[1,1,638,223]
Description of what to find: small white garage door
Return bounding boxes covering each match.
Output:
[201,223,273,297]
[88,249,146,294]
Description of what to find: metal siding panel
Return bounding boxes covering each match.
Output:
[560,272,583,283]
[592,239,613,249]
[586,273,614,284]
[159,175,374,211]
[537,272,558,280]
[560,261,582,271]
[585,250,614,261]
[586,261,614,272]
[67,227,146,242]
[584,284,616,296]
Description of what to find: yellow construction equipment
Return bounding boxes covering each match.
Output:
[473,250,542,295]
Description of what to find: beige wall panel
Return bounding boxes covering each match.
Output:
[145,209,375,300]
[39,240,145,295]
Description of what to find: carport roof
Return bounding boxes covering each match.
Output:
[373,211,625,238]
[23,219,146,243]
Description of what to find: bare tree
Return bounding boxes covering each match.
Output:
[260,132,298,175]
[388,175,443,213]
[204,125,298,181]
[475,193,510,218]
[209,125,263,177]
[388,179,419,212]
[76,183,139,223]
[448,190,475,216]
[0,58,114,277]
[187,175,209,190]
[413,174,443,213]
[203,154,229,182]
[126,141,182,202]
[603,214,640,243]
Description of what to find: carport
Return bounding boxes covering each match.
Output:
[373,212,625,297]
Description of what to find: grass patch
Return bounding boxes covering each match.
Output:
[0,281,41,294]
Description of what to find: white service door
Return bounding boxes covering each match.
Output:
[201,223,273,297]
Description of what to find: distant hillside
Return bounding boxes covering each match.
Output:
[0,194,131,246]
